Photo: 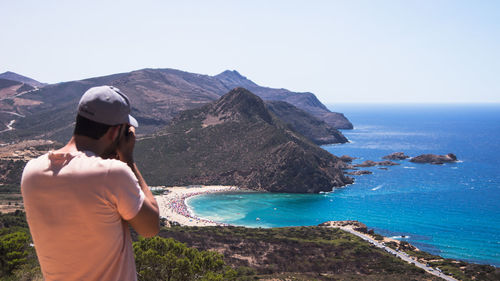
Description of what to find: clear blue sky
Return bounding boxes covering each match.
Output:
[1,0,499,103]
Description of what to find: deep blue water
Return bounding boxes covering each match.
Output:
[188,104,500,266]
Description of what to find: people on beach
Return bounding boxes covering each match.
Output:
[21,86,160,281]
[161,186,237,226]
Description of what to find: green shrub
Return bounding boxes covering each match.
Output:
[134,236,226,281]
[0,231,32,276]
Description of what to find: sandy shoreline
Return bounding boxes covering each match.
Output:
[155,185,416,246]
[154,185,239,226]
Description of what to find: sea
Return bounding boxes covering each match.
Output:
[188,103,500,267]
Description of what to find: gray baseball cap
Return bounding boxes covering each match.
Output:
[77,85,138,127]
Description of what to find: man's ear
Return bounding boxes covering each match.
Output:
[105,125,122,141]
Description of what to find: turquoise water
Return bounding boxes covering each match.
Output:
[188,104,500,266]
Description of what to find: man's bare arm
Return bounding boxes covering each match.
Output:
[126,162,160,238]
[117,125,160,238]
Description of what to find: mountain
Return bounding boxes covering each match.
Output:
[134,88,353,193]
[0,68,352,144]
[0,71,46,88]
[265,101,347,145]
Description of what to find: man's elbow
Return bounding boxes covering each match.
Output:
[139,224,160,238]
[128,206,160,238]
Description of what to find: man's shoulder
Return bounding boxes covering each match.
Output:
[77,153,133,175]
[105,159,136,179]
[23,152,50,171]
[77,153,134,178]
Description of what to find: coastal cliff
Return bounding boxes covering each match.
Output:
[265,100,348,145]
[135,88,353,193]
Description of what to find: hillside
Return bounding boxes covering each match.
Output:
[0,68,352,144]
[134,88,352,193]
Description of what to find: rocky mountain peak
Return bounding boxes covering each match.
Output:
[0,71,45,87]
[206,87,273,125]
[217,70,246,79]
[215,70,258,89]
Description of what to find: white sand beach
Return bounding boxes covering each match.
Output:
[154,185,238,226]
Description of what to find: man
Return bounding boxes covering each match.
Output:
[21,85,159,281]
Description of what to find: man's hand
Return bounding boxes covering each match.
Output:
[115,124,160,237]
[117,125,136,164]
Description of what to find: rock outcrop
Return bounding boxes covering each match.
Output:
[318,220,368,233]
[382,152,410,160]
[340,155,356,163]
[135,88,353,193]
[410,153,458,164]
[354,160,400,168]
[346,170,373,175]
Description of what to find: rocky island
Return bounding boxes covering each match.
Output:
[353,160,400,168]
[382,152,410,160]
[410,153,458,164]
[346,170,373,175]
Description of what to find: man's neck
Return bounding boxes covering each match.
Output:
[56,136,107,157]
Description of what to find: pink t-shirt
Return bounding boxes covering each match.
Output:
[21,150,145,281]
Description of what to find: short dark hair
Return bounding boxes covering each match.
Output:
[74,114,113,140]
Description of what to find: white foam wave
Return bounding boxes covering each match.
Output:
[371,184,384,191]
[200,212,246,222]
[390,235,410,239]
[347,131,428,136]
[354,143,434,150]
[403,166,416,169]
